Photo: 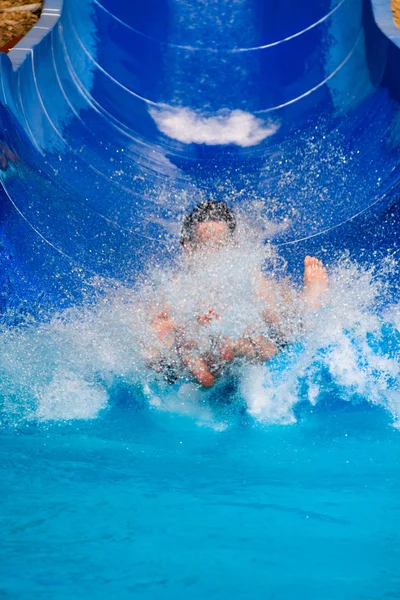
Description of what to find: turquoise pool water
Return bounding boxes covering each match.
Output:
[1,400,400,599]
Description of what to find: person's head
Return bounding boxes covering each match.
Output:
[180,201,236,252]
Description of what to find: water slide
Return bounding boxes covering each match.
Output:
[0,0,399,310]
[1,2,400,597]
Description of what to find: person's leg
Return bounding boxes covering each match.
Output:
[303,256,329,309]
[143,308,177,370]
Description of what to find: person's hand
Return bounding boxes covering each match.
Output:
[197,307,219,326]
[233,334,279,362]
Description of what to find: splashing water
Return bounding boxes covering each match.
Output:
[243,256,400,425]
[0,225,398,429]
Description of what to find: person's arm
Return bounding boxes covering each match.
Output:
[175,328,215,387]
[146,305,216,387]
[231,334,279,362]
[256,274,302,345]
[142,305,177,371]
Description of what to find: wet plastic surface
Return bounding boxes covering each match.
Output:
[0,0,398,308]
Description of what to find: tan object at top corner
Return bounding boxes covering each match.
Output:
[392,0,400,28]
[3,3,41,12]
[0,0,43,49]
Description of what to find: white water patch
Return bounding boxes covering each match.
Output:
[241,362,298,425]
[36,369,108,421]
[389,302,400,331]
[145,380,229,431]
[150,106,279,146]
[0,285,153,424]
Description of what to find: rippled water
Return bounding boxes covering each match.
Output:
[1,403,400,599]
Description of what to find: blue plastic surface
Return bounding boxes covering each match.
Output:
[0,0,399,308]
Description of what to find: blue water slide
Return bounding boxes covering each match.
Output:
[0,0,399,309]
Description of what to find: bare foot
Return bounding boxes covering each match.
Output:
[303,256,329,310]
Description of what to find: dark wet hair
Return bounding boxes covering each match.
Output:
[180,201,236,246]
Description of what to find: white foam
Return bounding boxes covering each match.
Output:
[145,381,228,431]
[36,369,108,421]
[150,106,279,147]
[241,363,298,424]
